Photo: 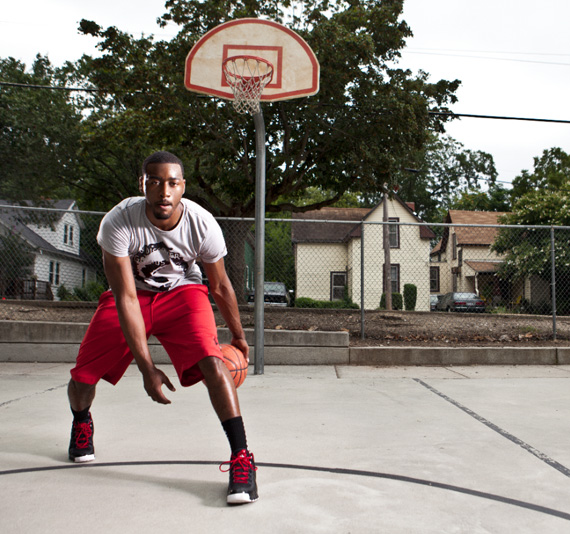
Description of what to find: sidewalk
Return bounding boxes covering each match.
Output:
[2,363,570,533]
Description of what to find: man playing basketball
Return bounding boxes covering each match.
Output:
[66,150,258,505]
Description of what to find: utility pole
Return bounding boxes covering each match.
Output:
[383,184,392,311]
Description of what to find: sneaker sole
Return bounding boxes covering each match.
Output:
[227,492,258,505]
[70,454,95,463]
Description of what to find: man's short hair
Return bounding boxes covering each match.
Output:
[142,151,184,177]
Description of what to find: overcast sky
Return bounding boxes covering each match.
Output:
[1,0,569,187]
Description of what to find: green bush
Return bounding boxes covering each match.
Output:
[57,284,77,301]
[379,292,403,310]
[74,281,107,302]
[294,296,359,309]
[403,284,417,311]
[59,281,107,302]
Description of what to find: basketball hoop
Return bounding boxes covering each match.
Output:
[222,55,274,115]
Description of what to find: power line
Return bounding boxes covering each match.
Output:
[407,47,570,58]
[405,50,570,67]
[2,81,570,125]
[430,112,570,124]
[0,81,99,92]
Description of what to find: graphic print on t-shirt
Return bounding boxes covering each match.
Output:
[131,242,190,291]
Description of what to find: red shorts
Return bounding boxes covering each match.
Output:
[70,284,223,387]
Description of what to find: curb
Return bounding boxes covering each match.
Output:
[0,321,567,366]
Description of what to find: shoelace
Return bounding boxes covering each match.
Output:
[219,451,257,483]
[72,421,93,449]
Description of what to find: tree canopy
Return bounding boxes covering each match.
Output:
[492,147,570,313]
[390,134,498,220]
[69,0,460,213]
[0,57,81,202]
[510,147,570,202]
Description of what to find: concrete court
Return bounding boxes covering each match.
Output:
[2,363,570,533]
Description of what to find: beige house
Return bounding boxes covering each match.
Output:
[291,197,435,311]
[429,210,550,307]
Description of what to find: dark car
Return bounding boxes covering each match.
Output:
[430,294,443,311]
[247,281,292,307]
[436,292,486,313]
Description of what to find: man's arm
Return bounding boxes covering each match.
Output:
[102,249,175,404]
[202,258,249,362]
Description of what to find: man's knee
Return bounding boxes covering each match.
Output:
[199,356,227,381]
[68,379,97,398]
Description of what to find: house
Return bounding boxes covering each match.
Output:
[291,196,436,310]
[429,210,550,308]
[0,200,96,300]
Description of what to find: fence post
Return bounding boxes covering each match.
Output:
[551,226,557,340]
[360,221,365,339]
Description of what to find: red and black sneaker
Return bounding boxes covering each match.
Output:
[68,413,95,463]
[220,449,258,504]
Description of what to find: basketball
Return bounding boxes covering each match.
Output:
[221,344,248,388]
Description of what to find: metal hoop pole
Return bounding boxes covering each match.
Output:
[253,109,266,374]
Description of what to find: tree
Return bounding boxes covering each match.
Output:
[510,147,570,202]
[493,149,570,313]
[391,134,498,221]
[0,233,34,297]
[0,57,82,202]
[71,0,460,215]
[449,183,511,213]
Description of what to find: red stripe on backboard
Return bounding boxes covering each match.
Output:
[221,45,283,88]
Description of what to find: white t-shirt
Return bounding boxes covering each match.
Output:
[97,197,227,292]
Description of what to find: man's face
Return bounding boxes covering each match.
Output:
[140,162,186,229]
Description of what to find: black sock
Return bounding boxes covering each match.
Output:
[71,406,91,422]
[222,416,248,454]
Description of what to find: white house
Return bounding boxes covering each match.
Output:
[291,197,436,311]
[0,200,96,300]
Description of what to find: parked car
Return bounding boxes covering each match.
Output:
[247,281,293,307]
[435,292,486,313]
[430,294,443,311]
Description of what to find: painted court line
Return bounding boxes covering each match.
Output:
[0,384,67,408]
[0,460,569,521]
[415,378,570,479]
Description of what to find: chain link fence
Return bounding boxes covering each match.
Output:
[1,203,569,339]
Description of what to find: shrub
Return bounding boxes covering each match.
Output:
[379,293,403,310]
[294,296,359,309]
[403,284,417,311]
[57,284,77,301]
[72,281,107,302]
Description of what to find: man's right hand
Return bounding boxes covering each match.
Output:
[141,366,176,404]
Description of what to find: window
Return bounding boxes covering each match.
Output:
[330,271,347,301]
[82,269,86,288]
[452,233,457,260]
[388,218,400,248]
[384,264,400,294]
[390,264,400,294]
[458,248,463,266]
[49,261,61,286]
[63,224,74,245]
[430,266,440,292]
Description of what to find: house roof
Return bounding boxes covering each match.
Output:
[430,210,509,256]
[0,200,85,261]
[291,198,435,243]
[291,207,370,243]
[449,210,508,246]
[464,260,503,273]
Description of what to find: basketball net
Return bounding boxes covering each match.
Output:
[222,55,274,115]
